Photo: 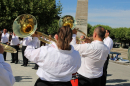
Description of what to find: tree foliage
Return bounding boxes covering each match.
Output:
[87,23,92,37]
[0,0,62,35]
[47,19,59,35]
[87,24,130,44]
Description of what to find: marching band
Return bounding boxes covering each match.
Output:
[0,14,113,86]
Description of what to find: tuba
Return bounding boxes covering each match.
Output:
[13,14,55,43]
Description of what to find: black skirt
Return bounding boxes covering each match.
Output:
[35,78,72,86]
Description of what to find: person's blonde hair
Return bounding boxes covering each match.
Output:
[56,26,72,50]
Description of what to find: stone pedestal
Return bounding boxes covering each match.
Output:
[75,0,88,37]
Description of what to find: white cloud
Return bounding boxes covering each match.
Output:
[88,9,130,28]
[60,8,130,28]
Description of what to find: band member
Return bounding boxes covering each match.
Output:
[25,26,81,86]
[32,38,40,70]
[80,35,85,44]
[101,29,113,86]
[21,36,32,67]
[71,26,109,86]
[0,44,15,86]
[10,32,20,64]
[1,29,9,61]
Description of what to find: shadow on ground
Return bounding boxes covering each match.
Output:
[107,83,130,86]
[107,79,130,86]
[15,76,32,82]
[107,74,112,77]
[107,79,128,83]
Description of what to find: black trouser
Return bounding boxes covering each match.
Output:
[3,52,7,61]
[11,45,19,63]
[101,55,110,86]
[3,43,7,61]
[35,78,72,86]
[33,63,39,69]
[22,46,28,66]
[33,48,39,69]
[78,74,101,86]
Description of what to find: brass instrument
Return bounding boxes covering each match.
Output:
[59,15,88,38]
[36,31,56,42]
[76,37,92,44]
[38,37,51,44]
[13,14,55,43]
[13,14,89,45]
[13,14,37,38]
[0,43,17,53]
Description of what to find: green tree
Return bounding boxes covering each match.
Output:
[114,27,127,41]
[87,23,92,37]
[47,19,59,35]
[0,0,62,35]
[88,24,114,38]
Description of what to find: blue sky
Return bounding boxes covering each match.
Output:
[56,0,130,28]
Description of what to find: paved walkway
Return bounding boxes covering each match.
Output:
[6,52,38,86]
[4,49,130,86]
[106,62,130,86]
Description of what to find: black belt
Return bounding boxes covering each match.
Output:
[11,45,18,46]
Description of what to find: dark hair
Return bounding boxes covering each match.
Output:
[95,26,106,39]
[106,30,110,34]
[56,26,72,50]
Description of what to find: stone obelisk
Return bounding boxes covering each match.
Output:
[75,0,88,37]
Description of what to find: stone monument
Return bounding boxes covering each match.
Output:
[75,0,88,37]
[128,47,130,61]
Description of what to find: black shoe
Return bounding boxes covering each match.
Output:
[24,65,27,67]
[32,67,36,69]
[21,64,25,66]
[10,62,15,63]
[15,62,18,64]
[35,68,38,70]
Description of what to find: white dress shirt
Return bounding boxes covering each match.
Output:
[44,38,52,46]
[0,54,15,86]
[71,34,109,78]
[25,37,81,81]
[22,37,32,46]
[10,35,19,45]
[1,33,9,43]
[36,39,40,48]
[103,36,113,54]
